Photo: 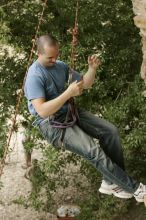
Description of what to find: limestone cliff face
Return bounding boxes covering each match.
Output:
[132,0,146,91]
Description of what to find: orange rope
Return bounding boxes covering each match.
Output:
[70,0,79,69]
[0,0,48,177]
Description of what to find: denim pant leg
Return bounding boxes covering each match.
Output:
[63,124,139,193]
[38,119,139,193]
[76,107,125,184]
[77,107,125,169]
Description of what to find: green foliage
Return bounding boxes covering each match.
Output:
[22,120,42,152]
[1,0,145,219]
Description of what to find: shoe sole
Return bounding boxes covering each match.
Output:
[99,188,133,199]
[113,192,133,199]
[99,188,113,195]
[134,197,144,202]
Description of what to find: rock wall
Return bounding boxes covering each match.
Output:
[132,0,146,92]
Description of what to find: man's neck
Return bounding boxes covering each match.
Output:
[37,58,48,68]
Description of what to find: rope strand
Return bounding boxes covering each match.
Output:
[0,0,48,177]
[70,0,79,69]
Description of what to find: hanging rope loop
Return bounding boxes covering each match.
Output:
[67,0,79,69]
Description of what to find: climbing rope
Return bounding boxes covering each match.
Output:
[70,0,79,69]
[57,0,80,150]
[0,0,48,177]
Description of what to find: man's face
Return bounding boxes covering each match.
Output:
[40,44,59,67]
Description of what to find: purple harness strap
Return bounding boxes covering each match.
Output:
[49,101,78,128]
[47,68,81,149]
[49,100,78,150]
[49,69,79,129]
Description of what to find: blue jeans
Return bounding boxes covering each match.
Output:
[38,107,139,193]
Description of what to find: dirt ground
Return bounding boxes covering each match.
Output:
[0,125,58,220]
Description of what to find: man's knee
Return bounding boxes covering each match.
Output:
[106,124,119,139]
[111,125,119,135]
[85,140,103,161]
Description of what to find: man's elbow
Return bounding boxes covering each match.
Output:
[36,104,55,119]
[37,110,48,119]
[35,107,48,119]
[31,98,49,119]
[33,105,47,118]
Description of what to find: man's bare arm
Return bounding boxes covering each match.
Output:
[82,55,101,89]
[83,67,97,89]
[31,90,71,118]
[31,80,84,118]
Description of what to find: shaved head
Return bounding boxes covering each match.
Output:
[36,34,59,67]
[36,34,58,54]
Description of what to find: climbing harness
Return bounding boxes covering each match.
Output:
[49,69,82,151]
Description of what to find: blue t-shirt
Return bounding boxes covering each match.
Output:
[24,60,81,126]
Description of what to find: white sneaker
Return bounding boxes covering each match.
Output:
[99,180,133,199]
[134,183,146,202]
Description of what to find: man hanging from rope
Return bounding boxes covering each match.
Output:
[24,34,146,203]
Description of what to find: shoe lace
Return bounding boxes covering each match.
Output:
[112,186,123,193]
[134,184,146,196]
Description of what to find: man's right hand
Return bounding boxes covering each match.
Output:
[31,78,84,119]
[66,80,84,98]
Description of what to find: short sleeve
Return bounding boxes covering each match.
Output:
[24,73,45,101]
[61,62,82,82]
[70,70,82,82]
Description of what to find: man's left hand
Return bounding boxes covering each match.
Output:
[88,54,101,70]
